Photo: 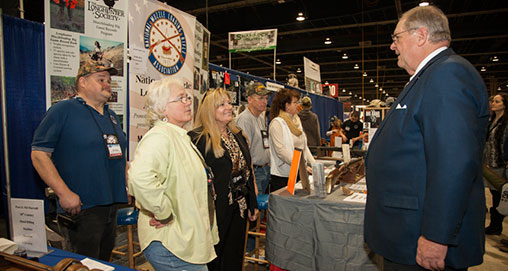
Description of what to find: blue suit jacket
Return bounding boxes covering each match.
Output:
[364,48,489,268]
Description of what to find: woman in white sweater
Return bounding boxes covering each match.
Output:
[268,88,315,192]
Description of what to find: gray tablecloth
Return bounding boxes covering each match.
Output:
[265,188,381,271]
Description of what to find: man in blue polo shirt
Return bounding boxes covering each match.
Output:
[31,62,127,260]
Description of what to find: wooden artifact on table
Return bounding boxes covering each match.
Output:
[0,251,102,271]
[325,158,365,194]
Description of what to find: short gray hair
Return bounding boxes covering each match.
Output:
[401,5,451,43]
[145,78,183,128]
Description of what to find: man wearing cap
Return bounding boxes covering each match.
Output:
[31,62,127,260]
[236,83,271,196]
[298,96,321,154]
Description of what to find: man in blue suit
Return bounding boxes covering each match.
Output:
[364,5,489,271]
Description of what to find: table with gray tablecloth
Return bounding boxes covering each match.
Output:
[265,187,381,271]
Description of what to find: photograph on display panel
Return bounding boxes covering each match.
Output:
[49,0,85,33]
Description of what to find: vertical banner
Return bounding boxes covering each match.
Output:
[44,0,128,126]
[193,21,210,113]
[303,56,321,93]
[128,0,201,158]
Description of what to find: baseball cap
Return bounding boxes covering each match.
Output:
[76,61,117,80]
[246,82,271,96]
[301,96,312,107]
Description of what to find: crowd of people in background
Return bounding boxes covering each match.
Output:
[30,5,508,271]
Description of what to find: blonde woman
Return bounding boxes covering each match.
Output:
[128,78,218,271]
[188,88,258,271]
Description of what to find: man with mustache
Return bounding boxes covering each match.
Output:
[31,62,127,260]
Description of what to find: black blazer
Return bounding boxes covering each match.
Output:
[188,128,257,226]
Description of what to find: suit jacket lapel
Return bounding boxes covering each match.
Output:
[369,48,455,150]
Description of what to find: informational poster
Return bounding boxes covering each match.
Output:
[44,0,128,126]
[193,20,210,108]
[10,198,47,254]
[303,56,321,93]
[128,0,205,158]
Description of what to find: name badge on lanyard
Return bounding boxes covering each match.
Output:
[261,130,269,149]
[104,134,123,159]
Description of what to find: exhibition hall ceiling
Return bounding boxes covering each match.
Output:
[17,0,508,103]
[165,0,508,103]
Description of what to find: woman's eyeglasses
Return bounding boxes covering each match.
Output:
[169,94,192,104]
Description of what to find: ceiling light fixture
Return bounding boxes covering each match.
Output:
[498,87,502,91]
[275,59,281,65]
[481,66,486,72]
[342,88,346,93]
[324,37,332,45]
[379,87,383,91]
[354,64,359,69]
[492,56,499,62]
[296,67,302,73]
[363,71,367,77]
[419,1,429,7]
[369,78,374,83]
[296,12,305,21]
[342,53,348,59]
[375,83,379,87]
[349,92,352,95]
[386,93,389,96]
[354,94,358,97]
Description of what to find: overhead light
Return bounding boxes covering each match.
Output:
[359,97,362,100]
[375,83,379,87]
[276,59,281,65]
[498,87,502,91]
[379,87,383,91]
[492,56,499,62]
[367,100,370,103]
[386,93,389,96]
[369,78,374,83]
[354,64,359,69]
[363,72,367,77]
[419,1,429,6]
[383,90,386,94]
[481,66,486,72]
[349,91,352,95]
[324,81,329,84]
[296,12,305,21]
[296,67,302,73]
[324,37,332,45]
[354,94,358,97]
[342,88,346,93]
[342,53,348,59]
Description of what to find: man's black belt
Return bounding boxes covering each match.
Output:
[253,164,268,168]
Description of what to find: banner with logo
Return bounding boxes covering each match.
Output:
[128,0,200,158]
[228,29,277,53]
[44,0,128,125]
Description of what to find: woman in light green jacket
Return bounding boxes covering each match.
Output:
[128,78,218,271]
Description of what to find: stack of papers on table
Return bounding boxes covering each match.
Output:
[81,258,115,271]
